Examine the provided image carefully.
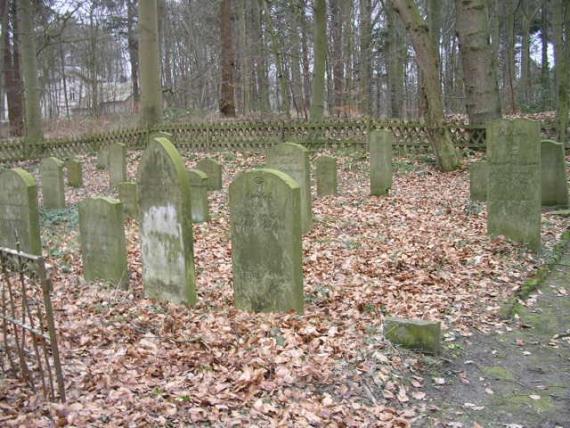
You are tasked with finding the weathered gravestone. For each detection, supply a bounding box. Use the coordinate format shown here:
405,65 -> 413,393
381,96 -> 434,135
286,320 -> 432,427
138,137 -> 196,305
196,158 -> 222,190
316,155 -> 338,196
487,119 -> 541,251
541,140 -> 568,207
96,146 -> 109,170
79,197 -> 128,289
229,168 -> 303,314
369,130 -> 393,196
66,159 -> 83,188
109,143 -> 127,187
266,142 -> 312,233
0,168 -> 42,255
469,160 -> 488,202
384,317 -> 441,354
187,169 -> 209,223
40,157 -> 66,210
118,181 -> 139,218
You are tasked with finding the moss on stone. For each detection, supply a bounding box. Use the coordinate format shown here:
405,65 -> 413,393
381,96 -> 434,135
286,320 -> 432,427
481,366 -> 514,381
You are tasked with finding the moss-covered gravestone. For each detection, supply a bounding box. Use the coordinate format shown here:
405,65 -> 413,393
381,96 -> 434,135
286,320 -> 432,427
96,146 -> 109,170
109,143 -> 127,187
384,317 -> 441,354
187,169 -> 209,223
66,159 -> 83,188
118,181 -> 139,218
369,130 -> 393,196
196,158 -> 222,190
0,168 -> 41,255
266,142 -> 312,234
40,157 -> 66,210
316,155 -> 337,196
487,119 -> 541,251
469,160 -> 488,202
230,168 -> 303,314
79,197 -> 128,289
138,137 -> 196,305
541,140 -> 568,207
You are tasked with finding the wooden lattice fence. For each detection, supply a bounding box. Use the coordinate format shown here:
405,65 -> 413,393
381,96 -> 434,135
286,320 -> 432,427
0,117 -> 538,163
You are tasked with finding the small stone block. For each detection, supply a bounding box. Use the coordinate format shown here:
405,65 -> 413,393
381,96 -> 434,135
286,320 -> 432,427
541,140 -> 568,207
384,317 -> 441,354
316,155 -> 338,196
469,160 -> 488,202
196,158 -> 222,190
187,169 -> 209,223
369,130 -> 394,196
40,157 -> 66,210
117,181 -> 139,218
96,146 -> 109,170
109,143 -> 127,187
66,159 -> 83,188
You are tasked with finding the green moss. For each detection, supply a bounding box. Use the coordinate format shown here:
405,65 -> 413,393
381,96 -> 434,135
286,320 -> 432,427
481,366 -> 514,381
492,393 -> 554,413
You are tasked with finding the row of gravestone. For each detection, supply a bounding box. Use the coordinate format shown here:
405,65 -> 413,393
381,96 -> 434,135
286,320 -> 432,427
469,120 -> 569,251
0,131 -> 395,314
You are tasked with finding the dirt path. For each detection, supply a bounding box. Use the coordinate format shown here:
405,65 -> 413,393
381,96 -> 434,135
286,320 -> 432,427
419,242 -> 570,428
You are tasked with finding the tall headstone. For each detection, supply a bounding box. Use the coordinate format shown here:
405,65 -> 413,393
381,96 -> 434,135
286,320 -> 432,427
229,168 -> 303,314
40,157 -> 66,210
469,160 -> 488,202
369,130 -> 393,196
96,146 -> 109,170
541,140 -> 568,207
66,159 -> 83,188
0,168 -> 42,255
109,143 -> 127,187
316,155 -> 338,196
187,169 -> 209,223
487,119 -> 541,251
196,158 -> 222,190
137,136 -> 196,305
78,197 -> 128,289
118,181 -> 139,218
266,142 -> 312,233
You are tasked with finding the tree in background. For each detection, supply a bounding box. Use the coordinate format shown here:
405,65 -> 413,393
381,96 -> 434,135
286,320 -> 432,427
556,0 -> 569,142
310,0 -> 326,120
138,0 -> 162,127
19,0 -> 43,143
388,0 -> 459,171
219,0 -> 236,117
455,0 -> 501,125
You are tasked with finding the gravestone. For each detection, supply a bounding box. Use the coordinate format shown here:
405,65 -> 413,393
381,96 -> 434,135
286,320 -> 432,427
316,155 -> 338,196
0,168 -> 42,255
541,140 -> 568,207
109,143 -> 127,187
469,160 -> 488,202
96,146 -> 109,170
384,318 -> 441,354
487,119 -> 541,251
196,158 -> 222,190
229,168 -> 303,314
40,157 -> 66,210
266,142 -> 312,233
369,130 -> 393,196
138,136 -> 196,305
66,159 -> 83,188
78,197 -> 128,289
187,169 -> 209,223
118,181 -> 139,218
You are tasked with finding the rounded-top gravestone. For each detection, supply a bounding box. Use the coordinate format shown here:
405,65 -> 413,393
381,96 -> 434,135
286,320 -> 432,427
40,157 -> 66,210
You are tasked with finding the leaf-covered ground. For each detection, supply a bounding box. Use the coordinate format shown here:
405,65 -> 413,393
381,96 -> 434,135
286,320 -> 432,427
1,149 -> 568,426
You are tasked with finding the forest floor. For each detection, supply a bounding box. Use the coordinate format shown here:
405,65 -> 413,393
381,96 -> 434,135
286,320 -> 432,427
1,149 -> 569,426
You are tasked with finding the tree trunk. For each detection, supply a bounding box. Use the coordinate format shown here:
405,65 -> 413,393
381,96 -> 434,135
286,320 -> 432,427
3,1 -> 23,136
310,0 -> 327,120
300,0 -> 311,117
359,0 -> 371,115
455,0 -> 501,125
219,0 -> 236,117
557,1 -> 569,142
330,0 -> 343,116
139,0 -> 162,127
18,0 -> 42,143
127,0 -> 140,108
387,5 -> 404,118
504,0 -> 517,113
389,0 -> 459,171
553,0 -> 563,110
540,4 -> 550,110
